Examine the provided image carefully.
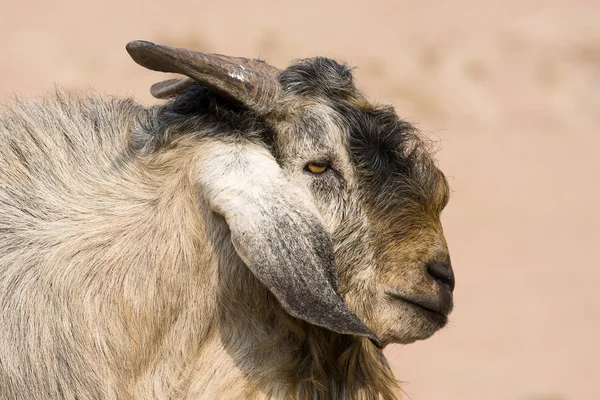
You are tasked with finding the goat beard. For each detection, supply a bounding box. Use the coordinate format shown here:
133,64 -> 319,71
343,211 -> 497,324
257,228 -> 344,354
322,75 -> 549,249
253,319 -> 401,400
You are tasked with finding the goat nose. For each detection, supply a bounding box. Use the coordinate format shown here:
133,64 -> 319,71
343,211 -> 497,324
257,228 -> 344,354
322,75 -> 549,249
426,261 -> 455,292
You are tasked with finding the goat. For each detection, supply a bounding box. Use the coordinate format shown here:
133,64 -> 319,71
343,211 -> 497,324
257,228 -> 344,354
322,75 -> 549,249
0,40 -> 454,399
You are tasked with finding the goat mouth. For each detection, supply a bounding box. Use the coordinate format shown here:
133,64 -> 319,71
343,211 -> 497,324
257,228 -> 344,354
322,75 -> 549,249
384,291 -> 449,323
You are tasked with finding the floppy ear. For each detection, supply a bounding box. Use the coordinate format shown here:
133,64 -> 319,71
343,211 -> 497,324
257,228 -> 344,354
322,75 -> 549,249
196,140 -> 380,347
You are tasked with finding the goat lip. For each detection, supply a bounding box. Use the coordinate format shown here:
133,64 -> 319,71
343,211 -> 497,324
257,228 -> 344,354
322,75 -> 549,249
384,290 -> 450,319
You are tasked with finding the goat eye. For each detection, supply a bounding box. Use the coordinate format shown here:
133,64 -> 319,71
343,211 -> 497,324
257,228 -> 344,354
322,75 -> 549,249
305,162 -> 329,175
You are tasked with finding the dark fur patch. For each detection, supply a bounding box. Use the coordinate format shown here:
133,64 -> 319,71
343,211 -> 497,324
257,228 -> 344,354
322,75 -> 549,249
279,57 -> 355,99
134,83 -> 274,152
341,103 -> 448,214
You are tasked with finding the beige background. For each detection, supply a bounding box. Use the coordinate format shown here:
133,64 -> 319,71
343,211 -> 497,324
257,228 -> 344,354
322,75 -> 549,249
1,1 -> 598,399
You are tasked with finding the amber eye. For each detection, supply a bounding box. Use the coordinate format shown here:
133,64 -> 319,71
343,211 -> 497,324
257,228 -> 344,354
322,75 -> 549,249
305,162 -> 329,174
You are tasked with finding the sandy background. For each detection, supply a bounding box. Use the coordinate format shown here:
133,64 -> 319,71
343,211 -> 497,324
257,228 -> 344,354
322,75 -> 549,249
1,1 -> 598,399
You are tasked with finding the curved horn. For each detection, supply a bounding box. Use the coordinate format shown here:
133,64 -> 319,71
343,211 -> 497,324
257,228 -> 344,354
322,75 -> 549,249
126,40 -> 281,113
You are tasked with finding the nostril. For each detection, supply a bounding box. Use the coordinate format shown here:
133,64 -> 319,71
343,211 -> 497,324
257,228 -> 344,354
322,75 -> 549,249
426,261 -> 455,292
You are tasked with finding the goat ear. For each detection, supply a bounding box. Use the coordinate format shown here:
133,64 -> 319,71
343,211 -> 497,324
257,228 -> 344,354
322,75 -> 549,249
197,141 -> 380,347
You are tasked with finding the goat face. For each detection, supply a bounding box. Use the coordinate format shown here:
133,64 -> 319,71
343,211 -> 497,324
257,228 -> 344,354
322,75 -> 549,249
128,41 -> 453,347
272,60 -> 453,346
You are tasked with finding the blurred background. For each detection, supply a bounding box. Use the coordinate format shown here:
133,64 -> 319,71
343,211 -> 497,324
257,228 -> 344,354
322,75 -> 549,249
1,1 -> 598,399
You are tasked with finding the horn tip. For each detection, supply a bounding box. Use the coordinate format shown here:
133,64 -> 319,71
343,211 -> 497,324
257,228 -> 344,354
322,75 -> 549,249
126,40 -> 157,55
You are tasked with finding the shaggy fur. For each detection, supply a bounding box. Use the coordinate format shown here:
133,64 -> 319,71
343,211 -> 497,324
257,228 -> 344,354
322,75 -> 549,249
0,54 -> 452,399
